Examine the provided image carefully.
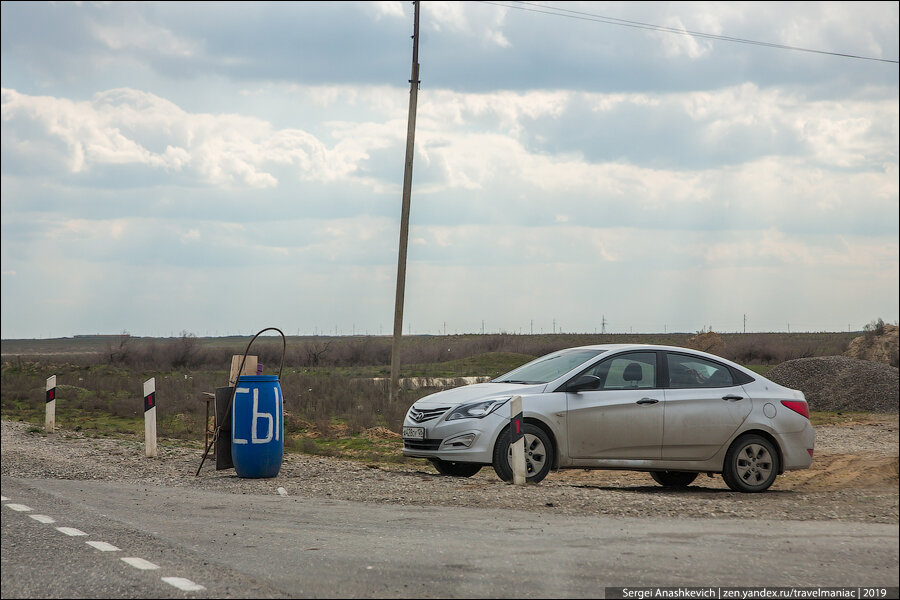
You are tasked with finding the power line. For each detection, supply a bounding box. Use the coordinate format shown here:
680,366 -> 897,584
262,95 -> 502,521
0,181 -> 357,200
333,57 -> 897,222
479,1 -> 899,64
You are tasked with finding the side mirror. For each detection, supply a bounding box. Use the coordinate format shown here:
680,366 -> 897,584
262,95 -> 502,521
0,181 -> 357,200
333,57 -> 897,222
565,374 -> 601,392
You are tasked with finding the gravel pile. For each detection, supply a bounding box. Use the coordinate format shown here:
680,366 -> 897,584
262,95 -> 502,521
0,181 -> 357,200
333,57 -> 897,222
767,356 -> 899,413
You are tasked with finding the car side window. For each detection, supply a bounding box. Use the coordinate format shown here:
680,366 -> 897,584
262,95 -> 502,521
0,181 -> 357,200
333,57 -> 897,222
585,352 -> 657,390
667,354 -> 734,388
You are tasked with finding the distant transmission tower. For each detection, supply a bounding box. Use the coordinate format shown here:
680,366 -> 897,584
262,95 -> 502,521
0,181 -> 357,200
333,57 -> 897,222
601,315 -> 607,334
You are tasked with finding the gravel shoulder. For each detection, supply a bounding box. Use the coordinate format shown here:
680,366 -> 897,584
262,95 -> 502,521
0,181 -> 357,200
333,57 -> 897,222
2,417 -> 897,524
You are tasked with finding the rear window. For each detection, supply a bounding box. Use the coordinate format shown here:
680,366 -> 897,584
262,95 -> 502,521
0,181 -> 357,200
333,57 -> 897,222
667,353 -> 734,388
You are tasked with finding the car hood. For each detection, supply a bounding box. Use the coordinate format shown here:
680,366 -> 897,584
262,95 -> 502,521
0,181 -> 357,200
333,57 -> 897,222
412,382 -> 546,408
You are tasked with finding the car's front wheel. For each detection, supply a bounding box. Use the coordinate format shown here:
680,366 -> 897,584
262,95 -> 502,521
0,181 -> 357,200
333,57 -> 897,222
428,458 -> 482,477
492,423 -> 553,483
722,434 -> 780,492
650,471 -> 698,488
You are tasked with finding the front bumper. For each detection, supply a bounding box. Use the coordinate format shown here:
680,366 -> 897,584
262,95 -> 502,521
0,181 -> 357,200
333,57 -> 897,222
401,410 -> 505,464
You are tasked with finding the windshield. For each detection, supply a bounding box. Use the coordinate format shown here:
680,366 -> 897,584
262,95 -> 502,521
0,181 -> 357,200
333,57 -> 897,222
494,349 -> 606,384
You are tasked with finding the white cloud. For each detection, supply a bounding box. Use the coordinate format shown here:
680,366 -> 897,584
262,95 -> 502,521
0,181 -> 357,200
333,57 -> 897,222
656,17 -> 716,59
370,1 -> 405,20
92,19 -> 200,58
704,229 -> 899,269
426,0 -> 510,48
0,87 -> 399,189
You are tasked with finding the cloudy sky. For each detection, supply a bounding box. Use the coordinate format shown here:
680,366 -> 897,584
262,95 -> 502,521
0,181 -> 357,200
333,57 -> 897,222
2,1 -> 898,339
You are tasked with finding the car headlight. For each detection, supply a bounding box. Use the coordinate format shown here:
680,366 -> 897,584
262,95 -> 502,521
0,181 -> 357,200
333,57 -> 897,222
446,398 -> 510,421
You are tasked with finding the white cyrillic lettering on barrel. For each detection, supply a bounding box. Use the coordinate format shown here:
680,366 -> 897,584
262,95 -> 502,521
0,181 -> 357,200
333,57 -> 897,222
251,388 -> 274,444
232,387 -> 250,445
274,386 -> 281,442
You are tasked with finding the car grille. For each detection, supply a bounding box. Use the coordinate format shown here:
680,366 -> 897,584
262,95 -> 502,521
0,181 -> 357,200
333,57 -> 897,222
407,406 -> 450,423
403,439 -> 443,451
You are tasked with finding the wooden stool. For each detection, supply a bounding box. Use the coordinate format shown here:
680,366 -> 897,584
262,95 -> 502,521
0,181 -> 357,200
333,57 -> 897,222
200,392 -> 216,451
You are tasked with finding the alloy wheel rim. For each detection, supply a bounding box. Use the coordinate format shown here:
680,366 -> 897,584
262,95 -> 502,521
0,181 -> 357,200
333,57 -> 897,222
508,433 -> 546,476
735,443 -> 773,486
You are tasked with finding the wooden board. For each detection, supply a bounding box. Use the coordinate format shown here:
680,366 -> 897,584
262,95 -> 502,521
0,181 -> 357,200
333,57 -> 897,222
229,355 -> 258,386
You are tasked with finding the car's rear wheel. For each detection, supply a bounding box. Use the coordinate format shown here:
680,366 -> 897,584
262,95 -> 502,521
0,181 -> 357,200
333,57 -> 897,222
722,434 -> 779,492
492,423 -> 553,483
649,471 -> 698,488
428,458 -> 482,477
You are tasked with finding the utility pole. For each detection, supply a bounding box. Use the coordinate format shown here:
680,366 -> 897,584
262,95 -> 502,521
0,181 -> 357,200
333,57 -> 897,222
390,0 -> 420,403
743,314 -> 747,334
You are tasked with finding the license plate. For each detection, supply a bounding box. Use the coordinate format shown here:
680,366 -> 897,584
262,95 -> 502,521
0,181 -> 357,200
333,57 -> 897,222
402,426 -> 425,440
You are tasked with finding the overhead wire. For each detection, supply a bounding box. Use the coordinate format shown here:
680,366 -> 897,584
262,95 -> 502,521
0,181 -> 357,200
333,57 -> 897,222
478,0 -> 899,65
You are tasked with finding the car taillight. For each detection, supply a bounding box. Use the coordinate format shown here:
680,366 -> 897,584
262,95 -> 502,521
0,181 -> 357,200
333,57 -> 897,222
781,400 -> 810,419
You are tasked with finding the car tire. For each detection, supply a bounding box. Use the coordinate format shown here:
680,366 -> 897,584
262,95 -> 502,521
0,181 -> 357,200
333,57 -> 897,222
428,458 -> 482,477
492,423 -> 553,484
649,471 -> 698,488
722,434 -> 780,493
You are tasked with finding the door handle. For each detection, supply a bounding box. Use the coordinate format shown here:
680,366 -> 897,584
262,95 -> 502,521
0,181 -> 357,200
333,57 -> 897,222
722,395 -> 743,401
636,398 -> 659,405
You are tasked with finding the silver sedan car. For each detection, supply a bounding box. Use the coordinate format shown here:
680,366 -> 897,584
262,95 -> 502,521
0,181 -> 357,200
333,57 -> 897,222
402,344 -> 815,492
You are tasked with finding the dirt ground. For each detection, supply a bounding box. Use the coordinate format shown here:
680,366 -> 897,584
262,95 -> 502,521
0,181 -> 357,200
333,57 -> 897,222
3,414 -> 897,524
546,414 -> 899,492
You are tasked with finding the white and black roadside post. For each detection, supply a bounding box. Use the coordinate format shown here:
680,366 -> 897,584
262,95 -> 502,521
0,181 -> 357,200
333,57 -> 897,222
143,378 -> 157,458
45,375 -> 57,433
509,395 -> 526,485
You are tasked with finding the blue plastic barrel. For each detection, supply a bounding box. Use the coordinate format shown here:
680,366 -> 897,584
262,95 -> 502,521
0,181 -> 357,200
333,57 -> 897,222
231,375 -> 283,478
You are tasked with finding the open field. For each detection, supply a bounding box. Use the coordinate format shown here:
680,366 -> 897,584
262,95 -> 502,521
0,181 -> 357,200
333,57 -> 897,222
1,331 -> 867,459
0,330 -> 862,368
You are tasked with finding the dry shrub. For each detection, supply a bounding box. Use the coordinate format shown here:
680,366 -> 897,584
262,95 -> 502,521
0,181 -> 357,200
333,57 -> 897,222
723,335 -> 785,365
686,330 -> 725,355
363,426 -> 401,440
845,320 -> 899,368
283,412 -> 312,432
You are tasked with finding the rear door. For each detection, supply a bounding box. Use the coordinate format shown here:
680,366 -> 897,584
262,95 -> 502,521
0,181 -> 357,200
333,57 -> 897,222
567,352 -> 663,459
661,352 -> 752,460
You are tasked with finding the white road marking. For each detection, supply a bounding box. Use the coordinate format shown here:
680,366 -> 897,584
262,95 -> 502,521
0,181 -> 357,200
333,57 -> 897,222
4,496 -> 205,590
86,541 -> 120,552
29,514 -> 56,524
162,577 -> 206,591
121,557 -> 160,570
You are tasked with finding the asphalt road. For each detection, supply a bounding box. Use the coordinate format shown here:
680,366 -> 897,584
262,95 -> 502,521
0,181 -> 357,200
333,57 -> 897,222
2,476 -> 898,598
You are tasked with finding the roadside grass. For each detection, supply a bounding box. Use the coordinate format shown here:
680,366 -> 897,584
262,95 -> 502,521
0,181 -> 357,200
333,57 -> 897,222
287,433 -> 407,464
808,411 -> 893,426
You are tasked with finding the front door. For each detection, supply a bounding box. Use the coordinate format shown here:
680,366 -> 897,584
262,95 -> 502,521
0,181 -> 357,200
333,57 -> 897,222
567,352 -> 663,460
